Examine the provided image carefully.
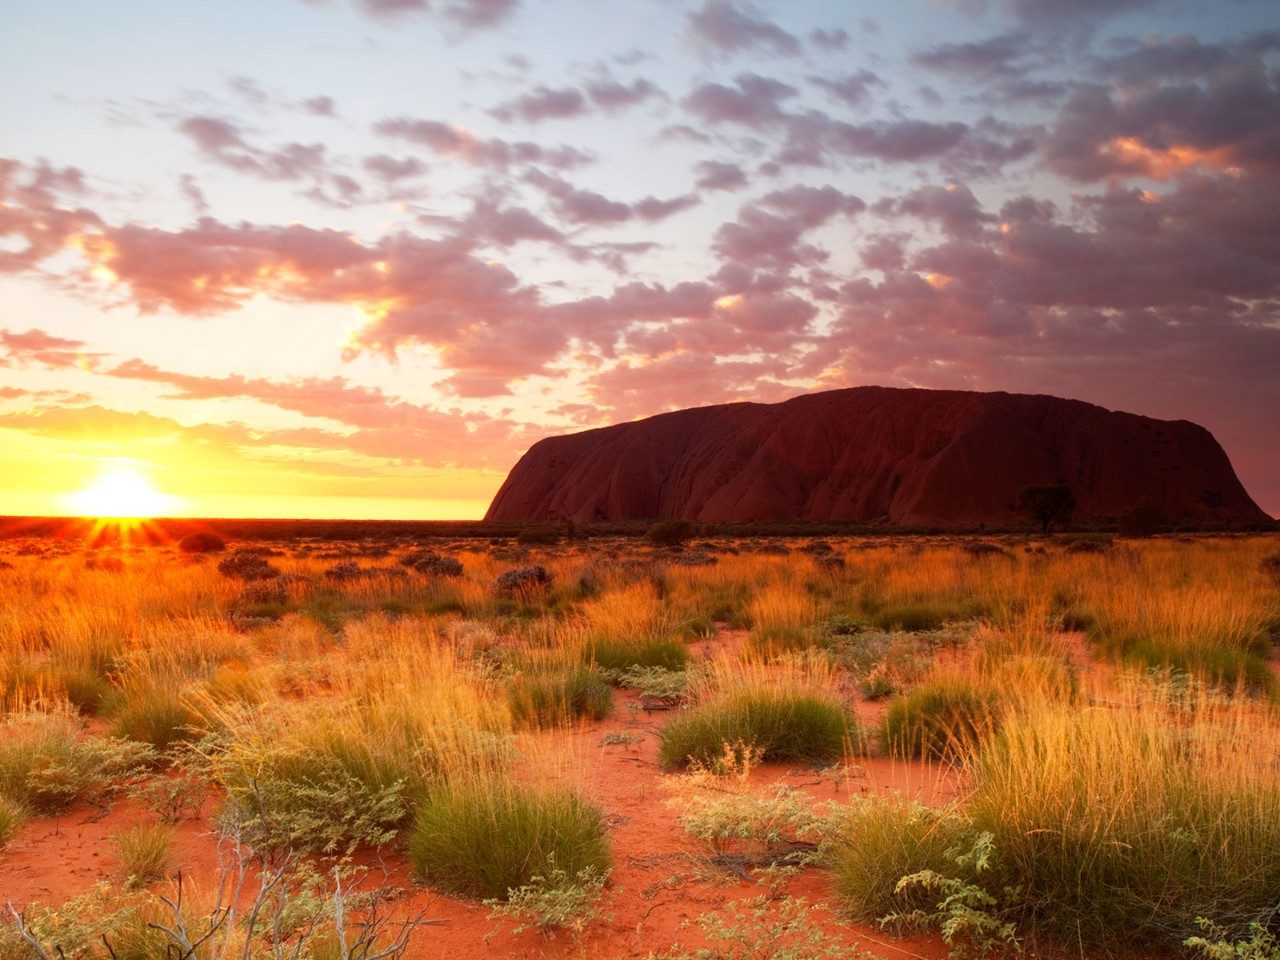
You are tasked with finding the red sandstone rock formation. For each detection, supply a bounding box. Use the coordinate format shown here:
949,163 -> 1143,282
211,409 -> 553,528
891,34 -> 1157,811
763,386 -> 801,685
485,387 -> 1271,526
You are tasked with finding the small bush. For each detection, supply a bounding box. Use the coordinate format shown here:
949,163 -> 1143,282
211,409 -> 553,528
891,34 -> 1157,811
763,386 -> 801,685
605,665 -> 689,703
408,780 -> 611,900
112,823 -> 176,887
217,550 -> 281,581
486,866 -> 609,935
494,565 -> 553,600
1261,553 -> 1280,588
646,519 -> 696,546
0,711 -> 155,814
659,690 -> 852,769
882,676 -> 1000,761
1186,918 -> 1280,960
209,734 -> 409,855
507,664 -> 613,729
515,527 -> 561,546
178,531 -> 226,553
401,550 -> 463,578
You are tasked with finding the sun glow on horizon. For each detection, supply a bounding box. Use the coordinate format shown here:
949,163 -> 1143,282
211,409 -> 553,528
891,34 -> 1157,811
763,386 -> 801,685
66,466 -> 180,519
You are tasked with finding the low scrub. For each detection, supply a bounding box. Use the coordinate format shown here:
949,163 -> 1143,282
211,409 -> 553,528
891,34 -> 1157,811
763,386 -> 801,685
826,796 -> 973,922
1095,629 -> 1275,695
866,599 -> 982,633
106,680 -> 200,752
507,663 -> 613,729
408,778 -> 611,900
966,695 -> 1280,951
589,635 -> 690,671
112,823 -> 176,887
659,688 -> 852,769
0,710 -> 154,814
882,674 -> 1001,761
0,794 -> 25,848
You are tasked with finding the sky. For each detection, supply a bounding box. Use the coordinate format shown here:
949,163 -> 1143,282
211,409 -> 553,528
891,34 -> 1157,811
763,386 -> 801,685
1,0 -> 1277,520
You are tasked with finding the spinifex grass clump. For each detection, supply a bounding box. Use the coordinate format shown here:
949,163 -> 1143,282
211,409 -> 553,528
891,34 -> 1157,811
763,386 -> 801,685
112,823 -> 176,888
745,582 -> 824,654
1084,550 -> 1278,695
199,626 -> 513,854
882,672 -> 1001,761
826,796 -> 973,922
106,678 -> 200,753
408,775 -> 611,900
659,657 -> 854,769
966,686 -> 1280,951
581,582 -> 692,670
507,662 -> 613,728
0,794 -> 25,848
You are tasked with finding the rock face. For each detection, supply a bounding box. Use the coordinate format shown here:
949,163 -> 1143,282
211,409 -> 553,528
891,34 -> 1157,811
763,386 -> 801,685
485,387 -> 1270,527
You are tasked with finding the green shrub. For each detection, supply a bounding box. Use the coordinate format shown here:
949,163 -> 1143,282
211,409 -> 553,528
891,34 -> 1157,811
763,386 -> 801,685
408,780 -> 611,900
655,892 -> 867,960
882,831 -> 1022,957
604,665 -> 689,703
826,797 -> 973,922
507,664 -> 613,729
882,676 -> 1000,761
645,519 -> 696,546
589,636 -> 690,671
0,883 -> 156,960
210,737 -> 409,855
112,823 -> 176,887
659,690 -> 852,769
485,866 -> 609,934
1186,918 -> 1280,960
0,711 -> 155,814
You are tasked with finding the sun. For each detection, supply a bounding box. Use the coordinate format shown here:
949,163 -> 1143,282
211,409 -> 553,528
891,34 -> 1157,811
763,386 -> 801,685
68,466 -> 178,519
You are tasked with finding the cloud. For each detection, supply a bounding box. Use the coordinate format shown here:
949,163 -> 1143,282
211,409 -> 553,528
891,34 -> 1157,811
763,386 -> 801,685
683,73 -> 799,128
361,153 -> 428,182
341,0 -> 518,28
694,160 -> 749,191
808,27 -> 850,51
373,116 -> 592,169
300,95 -> 338,117
686,0 -> 800,59
682,74 -> 1035,175
712,185 -> 865,270
175,115 -> 363,203
490,77 -> 660,124
808,70 -> 883,107
0,328 -> 99,368
525,170 -> 699,226
0,159 -> 99,273
491,86 -> 587,123
875,183 -> 996,237
1043,58 -> 1280,180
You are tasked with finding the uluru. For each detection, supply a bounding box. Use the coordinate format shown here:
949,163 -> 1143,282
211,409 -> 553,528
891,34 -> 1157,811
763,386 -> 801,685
485,387 -> 1270,527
